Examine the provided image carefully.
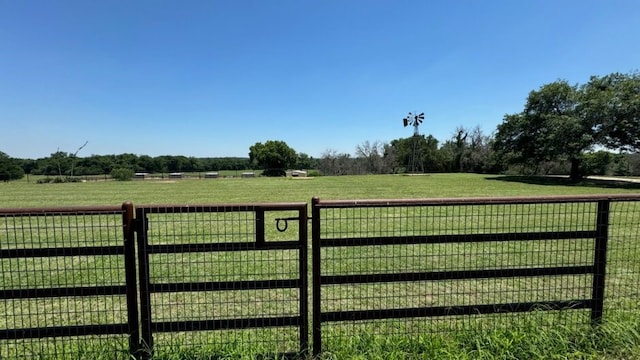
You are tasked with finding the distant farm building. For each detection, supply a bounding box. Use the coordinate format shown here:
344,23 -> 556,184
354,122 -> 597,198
134,173 -> 148,179
205,172 -> 219,179
242,172 -> 255,178
291,170 -> 307,177
168,172 -> 183,179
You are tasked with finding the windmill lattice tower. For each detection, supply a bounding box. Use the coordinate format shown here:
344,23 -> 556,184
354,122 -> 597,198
403,112 -> 425,173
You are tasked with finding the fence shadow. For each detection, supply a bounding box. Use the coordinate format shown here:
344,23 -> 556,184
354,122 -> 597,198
485,175 -> 640,190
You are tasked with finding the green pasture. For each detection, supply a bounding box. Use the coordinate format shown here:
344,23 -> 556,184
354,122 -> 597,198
1,174 -> 640,359
2,173 -> 640,207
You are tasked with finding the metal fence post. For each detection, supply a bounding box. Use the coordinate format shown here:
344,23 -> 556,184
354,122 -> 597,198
591,199 -> 610,325
298,205 -> 310,356
311,197 -> 322,357
122,202 -> 141,359
135,208 -> 153,359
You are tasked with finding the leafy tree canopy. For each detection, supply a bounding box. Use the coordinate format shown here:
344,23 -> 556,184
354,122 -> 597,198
493,72 -> 640,180
581,72 -> 640,151
390,134 -> 441,173
248,140 -> 297,176
0,151 -> 25,181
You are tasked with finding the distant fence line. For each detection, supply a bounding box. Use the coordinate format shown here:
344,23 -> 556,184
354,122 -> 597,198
1,194 -> 640,359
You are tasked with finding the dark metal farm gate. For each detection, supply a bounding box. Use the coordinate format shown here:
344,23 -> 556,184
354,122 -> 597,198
1,195 -> 640,359
0,202 -> 308,359
310,195 -> 640,356
0,203 -> 139,359
135,203 -> 308,359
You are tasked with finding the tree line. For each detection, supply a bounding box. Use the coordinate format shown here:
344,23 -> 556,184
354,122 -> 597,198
249,130 -> 639,178
245,71 -> 640,179
316,127 -> 499,176
5,153 -> 254,178
2,71 -> 638,181
0,150 -> 321,181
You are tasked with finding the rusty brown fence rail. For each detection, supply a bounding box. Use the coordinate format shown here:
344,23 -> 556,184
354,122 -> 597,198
1,195 -> 640,359
311,195 -> 640,356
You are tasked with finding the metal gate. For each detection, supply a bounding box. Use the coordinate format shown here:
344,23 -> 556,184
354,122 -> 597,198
135,203 -> 308,358
0,203 -> 139,359
310,195 -> 638,356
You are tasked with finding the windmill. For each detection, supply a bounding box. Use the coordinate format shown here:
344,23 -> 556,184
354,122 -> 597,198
403,112 -> 424,136
402,112 -> 425,173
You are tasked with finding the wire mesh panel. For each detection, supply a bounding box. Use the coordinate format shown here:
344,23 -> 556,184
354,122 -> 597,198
605,200 -> 640,317
0,204 -> 137,360
311,196 -> 639,356
136,203 -> 308,359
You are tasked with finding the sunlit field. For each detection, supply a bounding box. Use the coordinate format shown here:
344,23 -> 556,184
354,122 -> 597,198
2,173 -> 640,208
2,174 -> 640,359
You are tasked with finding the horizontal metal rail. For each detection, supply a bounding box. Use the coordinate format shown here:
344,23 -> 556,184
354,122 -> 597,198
150,316 -> 302,333
320,300 -> 592,323
319,231 -> 597,247
136,202 -> 307,213
312,194 -> 640,207
1,245 -> 125,258
148,279 -> 300,293
0,285 -> 128,299
320,265 -> 594,285
0,324 -> 130,340
0,205 -> 123,216
145,241 -> 300,254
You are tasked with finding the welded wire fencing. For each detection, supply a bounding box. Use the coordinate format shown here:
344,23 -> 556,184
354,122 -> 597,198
0,204 -> 138,360
1,195 -> 639,359
135,203 -> 308,359
311,195 -> 640,356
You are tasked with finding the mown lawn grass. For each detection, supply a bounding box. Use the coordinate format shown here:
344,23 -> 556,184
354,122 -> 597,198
2,173 -> 640,207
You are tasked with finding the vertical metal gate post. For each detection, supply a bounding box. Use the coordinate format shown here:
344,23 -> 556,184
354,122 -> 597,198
297,205 -> 310,356
591,199 -> 610,325
122,202 -> 141,359
135,208 -> 153,359
311,197 -> 322,357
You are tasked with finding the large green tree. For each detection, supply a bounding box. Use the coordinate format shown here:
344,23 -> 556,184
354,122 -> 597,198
495,72 -> 640,180
249,140 -> 297,176
581,72 -> 640,151
390,134 -> 442,173
494,80 -> 595,180
0,152 -> 25,181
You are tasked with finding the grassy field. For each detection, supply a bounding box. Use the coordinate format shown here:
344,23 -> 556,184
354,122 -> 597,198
2,173 -> 640,359
3,173 -> 640,207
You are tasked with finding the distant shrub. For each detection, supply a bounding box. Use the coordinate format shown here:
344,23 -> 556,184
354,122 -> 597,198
37,176 -> 82,184
261,168 -> 286,177
110,168 -> 134,181
307,170 -> 322,177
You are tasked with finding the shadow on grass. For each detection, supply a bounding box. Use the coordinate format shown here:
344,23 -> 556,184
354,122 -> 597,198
485,175 -> 640,190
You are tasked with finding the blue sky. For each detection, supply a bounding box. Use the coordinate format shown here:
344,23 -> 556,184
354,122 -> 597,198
1,1 -> 639,159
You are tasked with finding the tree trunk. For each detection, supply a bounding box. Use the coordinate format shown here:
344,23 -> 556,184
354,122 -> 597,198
570,157 -> 582,181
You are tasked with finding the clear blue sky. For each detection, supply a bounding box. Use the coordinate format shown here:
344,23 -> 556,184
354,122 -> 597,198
1,1 -> 639,159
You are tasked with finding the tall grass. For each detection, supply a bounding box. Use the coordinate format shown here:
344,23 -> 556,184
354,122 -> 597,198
320,311 -> 640,360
